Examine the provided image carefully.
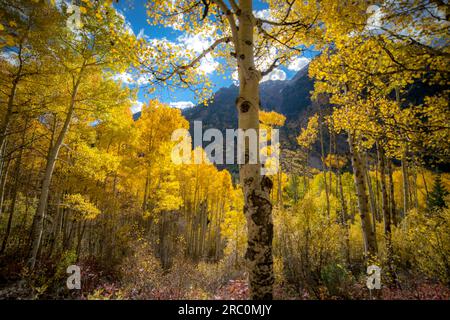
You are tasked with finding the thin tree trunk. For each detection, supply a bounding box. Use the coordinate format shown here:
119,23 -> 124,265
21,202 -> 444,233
64,218 -> 76,252
319,115 -> 330,218
363,152 -> 378,237
0,45 -> 24,153
411,166 -> 419,210
377,146 -> 391,235
1,121 -> 27,253
387,160 -> 398,226
348,132 -> 377,258
76,220 -> 87,259
328,127 -> 333,202
377,144 -> 397,285
0,157 -> 11,217
0,164 -> 20,253
142,170 -> 149,212
277,170 -> 283,208
401,150 -> 410,216
28,75 -> 82,269
337,170 -> 350,265
421,169 -> 429,199
159,211 -> 173,270
48,192 -> 64,257
374,156 -> 381,221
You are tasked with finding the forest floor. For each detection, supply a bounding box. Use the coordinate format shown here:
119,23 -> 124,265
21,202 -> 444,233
1,253 -> 449,300
1,273 -> 449,300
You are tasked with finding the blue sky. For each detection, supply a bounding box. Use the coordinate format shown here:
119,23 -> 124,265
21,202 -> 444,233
113,0 -> 316,113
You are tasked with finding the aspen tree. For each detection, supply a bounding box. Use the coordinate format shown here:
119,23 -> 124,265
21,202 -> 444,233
143,0 -> 315,299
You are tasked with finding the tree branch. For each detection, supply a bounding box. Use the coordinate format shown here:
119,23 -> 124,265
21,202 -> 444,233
211,0 -> 239,52
260,58 -> 280,77
178,36 -> 231,71
229,0 -> 239,13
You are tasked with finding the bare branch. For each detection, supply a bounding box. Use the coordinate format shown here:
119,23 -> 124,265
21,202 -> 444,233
179,36 -> 231,70
151,36 -> 232,83
201,0 -> 209,20
211,0 -> 239,50
229,0 -> 239,13
260,58 -> 280,77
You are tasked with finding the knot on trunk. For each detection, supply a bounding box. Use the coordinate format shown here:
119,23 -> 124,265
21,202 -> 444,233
244,176 -> 254,186
261,176 -> 273,193
239,100 -> 251,113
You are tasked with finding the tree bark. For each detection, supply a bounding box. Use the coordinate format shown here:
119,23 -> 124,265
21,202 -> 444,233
277,170 -> 283,208
337,170 -> 351,265
401,150 -> 410,216
237,0 -> 274,300
0,44 -> 24,155
348,132 -> 377,258
0,134 -> 25,253
319,115 -> 330,218
387,160 -> 398,226
0,157 -> 11,217
28,75 -> 81,269
364,152 -> 378,231
76,220 -> 87,259
377,144 -> 397,284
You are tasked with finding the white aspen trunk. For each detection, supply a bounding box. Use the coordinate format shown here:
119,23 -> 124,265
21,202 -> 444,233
364,153 -> 378,222
237,0 -> 274,299
28,78 -> 81,269
377,143 -> 397,283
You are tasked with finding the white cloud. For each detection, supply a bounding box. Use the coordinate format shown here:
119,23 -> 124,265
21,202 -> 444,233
112,72 -> 152,87
256,45 -> 278,71
0,51 -> 18,66
112,72 -> 132,83
177,30 -> 219,75
365,4 -> 384,32
134,74 -> 152,86
198,54 -> 219,75
170,101 -> 195,109
288,56 -> 310,71
170,13 -> 186,31
114,9 -> 135,36
254,9 -> 271,20
253,9 -> 273,29
131,100 -> 144,114
177,32 -> 213,53
261,68 -> 286,82
231,70 -> 239,85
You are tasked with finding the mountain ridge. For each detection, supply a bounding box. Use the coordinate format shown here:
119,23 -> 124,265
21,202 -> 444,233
132,65 -> 319,175
180,64 -> 315,149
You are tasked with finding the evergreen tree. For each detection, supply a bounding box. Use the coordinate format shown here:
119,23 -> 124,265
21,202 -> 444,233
427,174 -> 449,212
